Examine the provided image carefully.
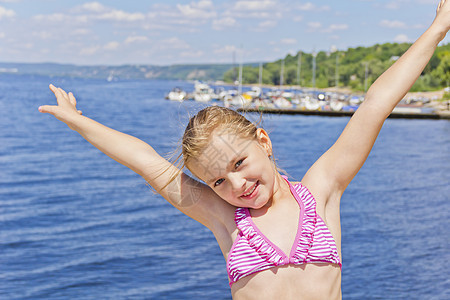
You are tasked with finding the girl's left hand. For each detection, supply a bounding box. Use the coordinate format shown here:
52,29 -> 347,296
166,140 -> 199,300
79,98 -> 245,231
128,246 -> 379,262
433,0 -> 450,40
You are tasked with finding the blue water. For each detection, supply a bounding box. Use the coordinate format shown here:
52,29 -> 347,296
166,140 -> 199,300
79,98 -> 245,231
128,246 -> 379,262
1,74 -> 449,299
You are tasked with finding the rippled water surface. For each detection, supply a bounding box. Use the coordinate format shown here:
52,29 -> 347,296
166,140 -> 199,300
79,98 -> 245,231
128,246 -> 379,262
1,74 -> 449,299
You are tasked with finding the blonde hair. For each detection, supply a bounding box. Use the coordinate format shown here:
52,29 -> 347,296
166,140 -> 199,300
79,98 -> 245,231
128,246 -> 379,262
160,106 -> 280,191
182,106 -> 258,168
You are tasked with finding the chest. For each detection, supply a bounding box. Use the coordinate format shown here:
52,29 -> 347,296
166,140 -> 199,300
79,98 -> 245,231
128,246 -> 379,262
249,198 -> 301,256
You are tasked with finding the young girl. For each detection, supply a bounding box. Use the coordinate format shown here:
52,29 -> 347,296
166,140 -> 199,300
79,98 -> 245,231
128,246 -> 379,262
39,2 -> 449,299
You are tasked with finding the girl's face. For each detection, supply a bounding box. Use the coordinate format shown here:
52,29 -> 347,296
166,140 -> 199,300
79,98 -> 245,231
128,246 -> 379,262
188,128 -> 280,209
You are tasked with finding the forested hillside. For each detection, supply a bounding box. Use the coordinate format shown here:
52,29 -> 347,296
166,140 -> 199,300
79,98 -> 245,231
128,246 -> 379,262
223,43 -> 450,92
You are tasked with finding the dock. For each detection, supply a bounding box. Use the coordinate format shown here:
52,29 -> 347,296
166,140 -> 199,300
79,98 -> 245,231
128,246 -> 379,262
237,107 -> 450,120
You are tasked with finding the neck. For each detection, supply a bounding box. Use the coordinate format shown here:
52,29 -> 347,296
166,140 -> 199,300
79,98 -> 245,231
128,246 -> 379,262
252,172 -> 291,215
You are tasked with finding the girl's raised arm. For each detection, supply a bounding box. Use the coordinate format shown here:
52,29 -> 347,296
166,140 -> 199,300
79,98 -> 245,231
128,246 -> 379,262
39,85 -> 230,230
303,0 -> 449,206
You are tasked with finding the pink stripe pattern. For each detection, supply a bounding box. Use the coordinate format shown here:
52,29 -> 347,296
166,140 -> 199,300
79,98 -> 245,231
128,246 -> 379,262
226,178 -> 341,286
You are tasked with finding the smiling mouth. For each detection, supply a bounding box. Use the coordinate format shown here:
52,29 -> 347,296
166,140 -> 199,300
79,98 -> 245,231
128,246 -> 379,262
241,181 -> 259,197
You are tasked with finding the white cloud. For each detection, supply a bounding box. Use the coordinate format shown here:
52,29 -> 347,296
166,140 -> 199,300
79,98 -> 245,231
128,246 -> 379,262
33,13 -> 64,22
298,2 -> 314,11
223,0 -> 283,19
0,6 -> 15,19
324,23 -> 349,33
243,11 -> 279,18
177,0 -> 216,19
233,0 -> 277,11
296,3 -> 330,12
330,34 -> 340,40
293,16 -> 303,22
385,2 -> 401,9
280,38 -> 297,45
104,41 -> 119,50
329,24 -> 348,31
71,28 -> 90,36
213,45 -> 238,55
39,3 -> 144,23
80,46 -> 100,56
307,21 -> 322,31
0,32 -> 5,38
180,50 -> 204,58
79,2 -> 107,13
394,34 -> 410,43
124,36 -> 149,44
213,17 -> 238,30
33,13 -> 88,23
97,10 -> 145,22
272,47 -> 281,53
380,19 -> 406,28
32,31 -> 52,39
159,37 -> 190,50
258,20 -> 277,29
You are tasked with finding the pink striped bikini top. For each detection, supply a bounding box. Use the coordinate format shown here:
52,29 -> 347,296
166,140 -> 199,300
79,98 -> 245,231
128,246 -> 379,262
226,177 -> 341,287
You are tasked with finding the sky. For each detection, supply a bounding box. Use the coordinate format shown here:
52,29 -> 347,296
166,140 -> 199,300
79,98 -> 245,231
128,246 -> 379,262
0,0 -> 447,66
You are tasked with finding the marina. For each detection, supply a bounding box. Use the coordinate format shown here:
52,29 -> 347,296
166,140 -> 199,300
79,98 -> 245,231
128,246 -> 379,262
166,81 -> 450,120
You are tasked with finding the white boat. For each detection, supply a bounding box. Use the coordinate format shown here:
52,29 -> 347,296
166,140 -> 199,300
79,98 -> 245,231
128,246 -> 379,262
266,88 -> 282,98
222,89 -> 238,102
304,98 -> 320,111
273,97 -> 292,108
167,87 -> 187,101
330,100 -> 344,111
244,87 -> 262,99
224,94 -> 252,108
193,81 -> 214,102
281,90 -> 295,99
349,96 -> 363,106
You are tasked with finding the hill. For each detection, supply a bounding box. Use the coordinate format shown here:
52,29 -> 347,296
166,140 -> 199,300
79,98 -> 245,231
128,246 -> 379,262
0,62 -> 235,81
224,42 -> 450,92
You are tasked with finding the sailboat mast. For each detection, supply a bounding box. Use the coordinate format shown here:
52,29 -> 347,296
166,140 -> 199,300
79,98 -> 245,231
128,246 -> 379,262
297,51 -> 302,88
280,59 -> 284,87
259,62 -> 263,87
312,49 -> 317,88
238,47 -> 243,95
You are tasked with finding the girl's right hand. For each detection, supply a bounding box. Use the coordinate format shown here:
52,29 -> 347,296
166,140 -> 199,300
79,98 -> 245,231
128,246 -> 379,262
39,84 -> 83,129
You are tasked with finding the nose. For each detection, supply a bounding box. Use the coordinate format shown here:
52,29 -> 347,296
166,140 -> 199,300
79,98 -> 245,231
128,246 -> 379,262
228,173 -> 245,193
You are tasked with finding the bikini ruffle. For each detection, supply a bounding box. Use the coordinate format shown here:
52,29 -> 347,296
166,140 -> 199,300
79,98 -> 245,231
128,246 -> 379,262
235,207 -> 286,266
234,183 -> 319,265
290,184 -> 317,263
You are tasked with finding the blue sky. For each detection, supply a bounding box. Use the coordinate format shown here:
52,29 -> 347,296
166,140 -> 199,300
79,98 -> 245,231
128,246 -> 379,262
0,0 -> 447,66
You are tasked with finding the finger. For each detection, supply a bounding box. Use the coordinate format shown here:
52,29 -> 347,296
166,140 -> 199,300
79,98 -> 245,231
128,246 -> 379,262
38,105 -> 57,114
437,0 -> 445,12
58,87 -> 70,99
49,84 -> 62,97
49,84 -> 64,104
68,92 -> 77,106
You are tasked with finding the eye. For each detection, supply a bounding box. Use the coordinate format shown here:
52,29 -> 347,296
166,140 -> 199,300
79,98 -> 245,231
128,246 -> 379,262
214,178 -> 225,187
235,159 -> 244,169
